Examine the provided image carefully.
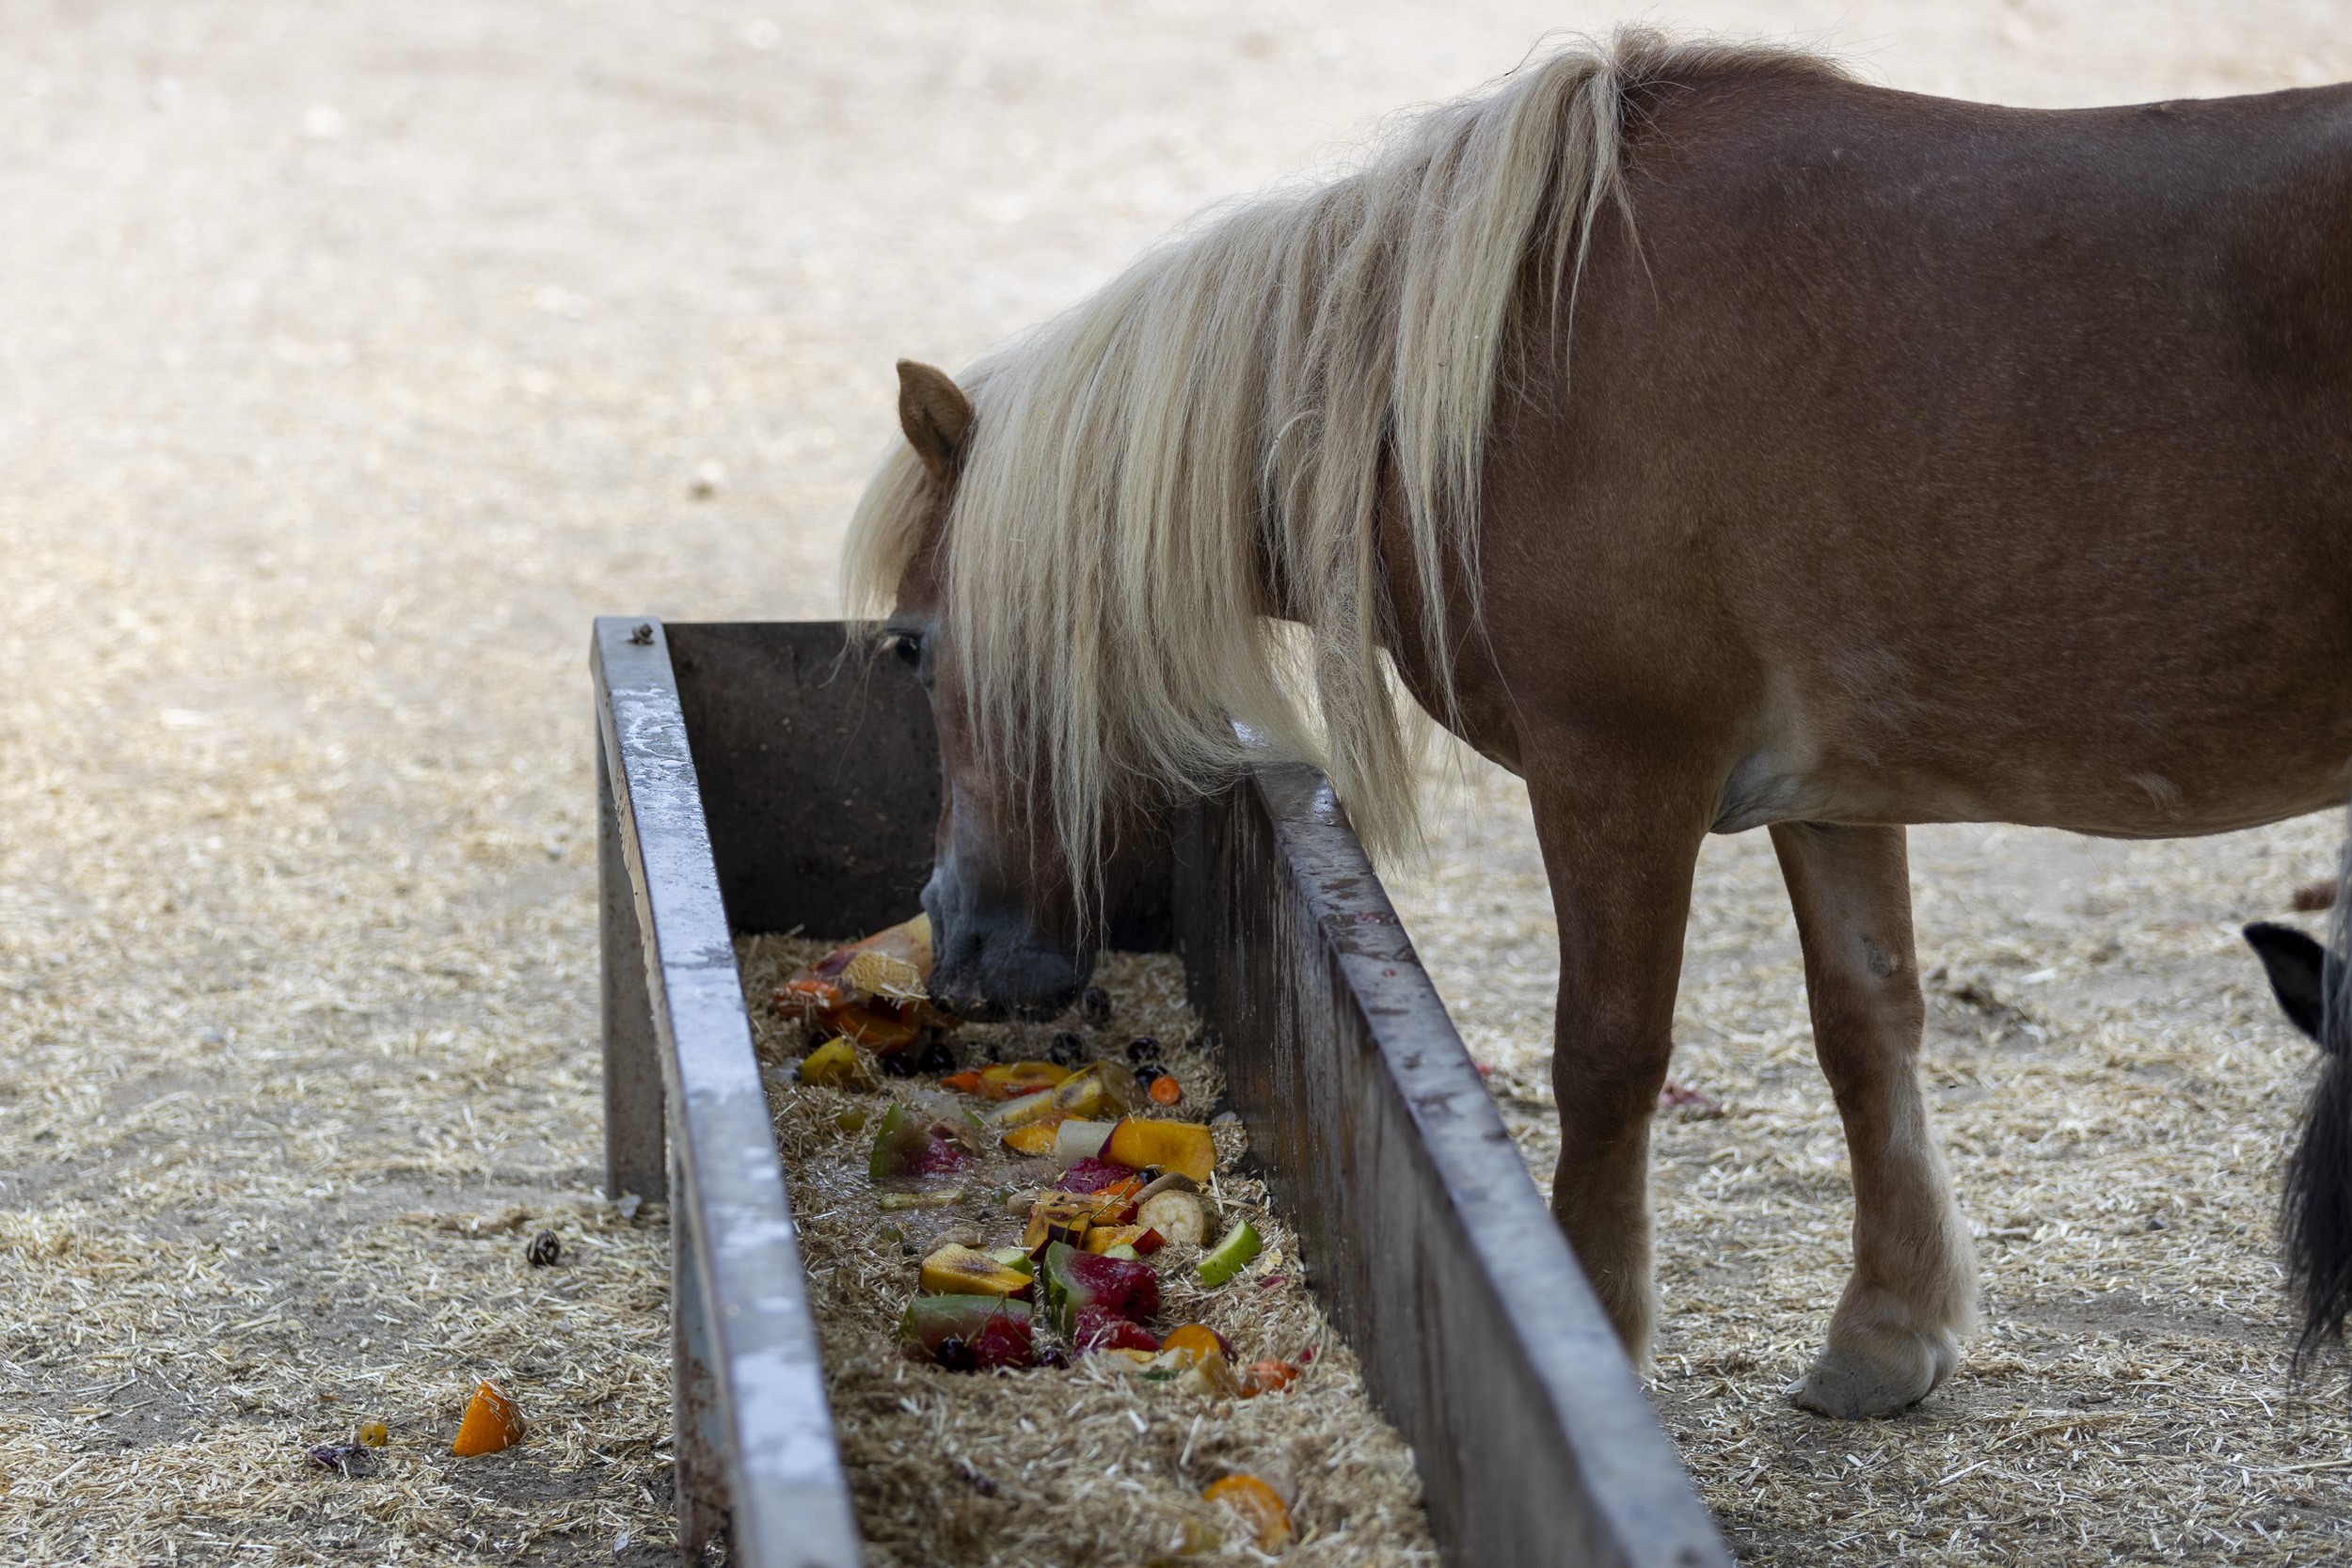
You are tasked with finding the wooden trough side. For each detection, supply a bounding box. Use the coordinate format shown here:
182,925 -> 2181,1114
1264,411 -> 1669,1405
596,616 -> 1726,1566
1177,768 -> 1730,1568
594,617 -> 864,1568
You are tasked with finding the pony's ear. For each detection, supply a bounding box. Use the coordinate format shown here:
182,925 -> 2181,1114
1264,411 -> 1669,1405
896,359 -> 973,483
2247,922 -> 2328,1042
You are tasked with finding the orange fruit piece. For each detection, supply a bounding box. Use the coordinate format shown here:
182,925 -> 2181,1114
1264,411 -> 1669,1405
1149,1074 -> 1182,1106
451,1380 -> 523,1457
942,1069 -> 984,1095
1242,1359 -> 1300,1397
1158,1323 -> 1225,1365
1001,1119 -> 1062,1156
1203,1473 -> 1292,1552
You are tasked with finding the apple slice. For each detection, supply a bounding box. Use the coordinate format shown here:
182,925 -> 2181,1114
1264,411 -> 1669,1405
1102,1117 -> 1216,1184
1071,1306 -> 1159,1354
1197,1220 -> 1263,1288
868,1103 -> 968,1182
1056,1156 -> 1138,1195
898,1294 -> 1034,1370
919,1243 -> 1034,1300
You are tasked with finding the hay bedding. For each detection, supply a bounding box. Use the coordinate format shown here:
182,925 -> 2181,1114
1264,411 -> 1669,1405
738,937 -> 1439,1568
1388,757 -> 2352,1565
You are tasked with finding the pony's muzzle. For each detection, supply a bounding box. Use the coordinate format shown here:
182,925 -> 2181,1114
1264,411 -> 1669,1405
922,866 -> 1088,1021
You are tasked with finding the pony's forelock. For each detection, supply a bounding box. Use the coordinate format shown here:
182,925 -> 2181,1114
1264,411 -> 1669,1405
842,28 -> 1839,926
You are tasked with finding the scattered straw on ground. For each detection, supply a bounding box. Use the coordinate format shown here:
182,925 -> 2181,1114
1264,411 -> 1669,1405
739,937 -> 1439,1568
1388,752 -> 2352,1566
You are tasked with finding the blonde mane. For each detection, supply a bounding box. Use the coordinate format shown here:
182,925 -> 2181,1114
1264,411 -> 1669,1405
845,29 -> 1835,905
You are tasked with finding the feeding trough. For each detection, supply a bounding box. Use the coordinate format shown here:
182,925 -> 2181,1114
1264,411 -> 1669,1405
592,616 -> 1728,1568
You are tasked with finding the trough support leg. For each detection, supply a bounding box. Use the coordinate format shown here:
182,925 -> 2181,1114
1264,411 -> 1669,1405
671,1163 -> 733,1560
601,738 -> 668,1204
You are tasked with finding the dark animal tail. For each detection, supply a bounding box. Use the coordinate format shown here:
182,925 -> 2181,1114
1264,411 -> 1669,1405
2249,815 -> 2352,1370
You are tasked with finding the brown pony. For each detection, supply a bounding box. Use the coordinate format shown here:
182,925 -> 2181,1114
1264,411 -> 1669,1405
845,30 -> 2352,1418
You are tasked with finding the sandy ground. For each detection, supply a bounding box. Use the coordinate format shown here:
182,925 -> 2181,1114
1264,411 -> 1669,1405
7,1 -> 2352,1562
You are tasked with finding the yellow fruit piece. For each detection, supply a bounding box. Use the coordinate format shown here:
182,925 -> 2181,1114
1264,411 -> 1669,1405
987,1088 -> 1065,1131
1204,1474 -> 1291,1552
358,1421 -> 388,1448
1157,1323 -> 1224,1364
798,1037 -> 868,1089
1084,1225 -> 1148,1255
1021,1193 -> 1096,1251
1103,1117 -> 1216,1184
1001,1119 -> 1063,1156
919,1243 -> 1033,1299
451,1380 -> 522,1457
979,1061 -> 1070,1100
843,948 -> 926,1000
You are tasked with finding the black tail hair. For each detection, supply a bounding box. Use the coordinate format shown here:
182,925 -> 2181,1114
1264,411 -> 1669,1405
2272,824 -> 2352,1371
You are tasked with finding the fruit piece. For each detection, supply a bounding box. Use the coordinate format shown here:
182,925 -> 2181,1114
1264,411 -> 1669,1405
1022,1193 -> 1098,1252
1081,985 -> 1113,1022
1001,1120 -> 1061,1156
1198,1221 -> 1263,1288
1150,1074 -> 1183,1106
358,1421 -> 389,1448
1041,1241 -> 1161,1332
1051,1119 -> 1117,1167
978,1061 -> 1070,1100
941,1069 -> 985,1096
919,1243 -> 1035,1300
798,1037 -> 868,1089
868,1103 -> 968,1182
1243,1359 -> 1301,1397
1100,1243 -> 1140,1261
1157,1323 -> 1235,1365
1204,1474 -> 1292,1553
1047,1030 -> 1089,1067
1136,1188 -> 1208,1247
825,1001 -> 919,1053
1084,1225 -> 1149,1255
451,1380 -> 522,1457
988,1247 -> 1036,1276
1125,1036 -> 1162,1065
834,1107 -> 868,1134
1071,1305 -> 1159,1353
986,1088 -> 1063,1131
898,1295 -> 1034,1370
1103,1117 -> 1217,1185
877,1186 -> 965,1212
1057,1156 -> 1139,1195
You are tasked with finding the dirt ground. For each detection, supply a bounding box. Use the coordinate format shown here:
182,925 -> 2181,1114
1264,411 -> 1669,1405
7,2 -> 2352,1563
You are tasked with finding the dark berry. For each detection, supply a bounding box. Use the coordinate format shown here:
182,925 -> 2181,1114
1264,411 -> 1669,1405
915,1038 -> 958,1075
1125,1037 -> 1162,1066
1081,986 -> 1113,1023
935,1336 -> 979,1373
1036,1343 -> 1072,1370
879,1049 -> 922,1078
526,1230 -> 562,1267
1047,1032 -> 1089,1067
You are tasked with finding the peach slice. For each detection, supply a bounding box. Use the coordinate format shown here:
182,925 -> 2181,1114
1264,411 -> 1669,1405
1204,1474 -> 1292,1552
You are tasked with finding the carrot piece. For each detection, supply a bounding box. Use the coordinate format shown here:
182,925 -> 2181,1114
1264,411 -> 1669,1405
942,1069 -> 985,1095
1203,1474 -> 1291,1552
1149,1074 -> 1182,1105
451,1380 -> 522,1457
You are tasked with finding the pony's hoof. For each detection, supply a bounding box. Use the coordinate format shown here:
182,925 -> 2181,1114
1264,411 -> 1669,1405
1786,1332 -> 1956,1419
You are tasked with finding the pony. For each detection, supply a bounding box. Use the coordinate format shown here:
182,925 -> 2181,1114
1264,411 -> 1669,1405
845,28 -> 2352,1418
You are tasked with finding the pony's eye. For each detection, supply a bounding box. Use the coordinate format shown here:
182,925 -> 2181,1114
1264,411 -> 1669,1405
891,631 -> 924,667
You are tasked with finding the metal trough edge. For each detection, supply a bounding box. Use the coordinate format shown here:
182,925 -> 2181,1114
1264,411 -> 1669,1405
593,616 -> 1727,1567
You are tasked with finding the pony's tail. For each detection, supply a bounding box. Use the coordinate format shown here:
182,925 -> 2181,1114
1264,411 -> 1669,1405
2278,806 -> 2352,1370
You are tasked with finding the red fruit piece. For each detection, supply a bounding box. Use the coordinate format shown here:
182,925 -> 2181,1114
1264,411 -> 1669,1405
898,1295 -> 1035,1370
1057,1156 -> 1139,1195
1041,1241 -> 1160,1331
1072,1307 -> 1159,1354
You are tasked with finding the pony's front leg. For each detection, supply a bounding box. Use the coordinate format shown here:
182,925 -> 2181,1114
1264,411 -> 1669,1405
1771,822 -> 1977,1418
1529,759 -> 1715,1369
